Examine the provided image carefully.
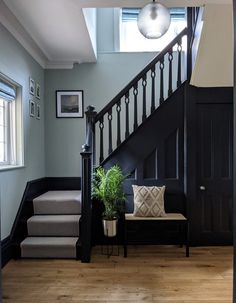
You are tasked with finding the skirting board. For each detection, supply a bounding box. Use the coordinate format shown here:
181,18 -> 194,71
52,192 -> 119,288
1,236 -> 11,268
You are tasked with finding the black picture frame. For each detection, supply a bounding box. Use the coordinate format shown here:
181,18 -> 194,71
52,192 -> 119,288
56,90 -> 84,118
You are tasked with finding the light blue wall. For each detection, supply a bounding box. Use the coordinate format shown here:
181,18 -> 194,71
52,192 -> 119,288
97,8 -> 116,52
0,24 -> 45,239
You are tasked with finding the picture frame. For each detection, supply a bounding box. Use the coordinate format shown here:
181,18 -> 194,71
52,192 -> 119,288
29,77 -> 35,96
36,104 -> 40,120
29,100 -> 35,117
56,90 -> 84,118
36,83 -> 40,99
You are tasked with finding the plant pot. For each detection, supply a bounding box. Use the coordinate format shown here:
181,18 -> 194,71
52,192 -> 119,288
102,218 -> 118,237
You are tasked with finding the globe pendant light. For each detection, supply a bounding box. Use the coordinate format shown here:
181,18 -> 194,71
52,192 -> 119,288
137,0 -> 171,39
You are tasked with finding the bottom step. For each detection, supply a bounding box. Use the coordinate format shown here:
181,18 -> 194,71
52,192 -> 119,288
21,237 -> 78,259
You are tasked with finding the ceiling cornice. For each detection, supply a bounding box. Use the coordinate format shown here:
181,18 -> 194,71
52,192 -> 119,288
0,0 -> 47,68
45,61 -> 75,69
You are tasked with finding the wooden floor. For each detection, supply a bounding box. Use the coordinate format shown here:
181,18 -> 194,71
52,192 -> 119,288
2,246 -> 233,303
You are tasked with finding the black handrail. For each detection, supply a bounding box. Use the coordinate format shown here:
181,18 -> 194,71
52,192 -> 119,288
95,27 -> 188,122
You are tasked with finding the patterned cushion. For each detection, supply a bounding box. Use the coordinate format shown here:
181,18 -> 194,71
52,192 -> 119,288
132,185 -> 166,217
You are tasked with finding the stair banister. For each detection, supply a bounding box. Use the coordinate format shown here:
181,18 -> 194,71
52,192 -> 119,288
94,27 -> 188,165
95,27 -> 187,122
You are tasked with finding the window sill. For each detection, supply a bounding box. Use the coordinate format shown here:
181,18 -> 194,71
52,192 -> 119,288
0,165 -> 25,172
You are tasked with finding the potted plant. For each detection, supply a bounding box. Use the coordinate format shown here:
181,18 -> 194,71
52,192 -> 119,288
93,165 -> 127,237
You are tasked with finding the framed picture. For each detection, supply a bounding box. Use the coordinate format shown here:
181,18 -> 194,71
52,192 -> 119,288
56,90 -> 84,118
36,104 -> 40,120
29,77 -> 35,96
29,100 -> 35,117
36,83 -> 40,99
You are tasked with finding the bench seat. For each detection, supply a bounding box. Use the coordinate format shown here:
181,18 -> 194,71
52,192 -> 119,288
125,213 -> 187,221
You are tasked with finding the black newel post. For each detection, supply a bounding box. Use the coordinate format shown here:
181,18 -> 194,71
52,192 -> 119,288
80,106 -> 96,263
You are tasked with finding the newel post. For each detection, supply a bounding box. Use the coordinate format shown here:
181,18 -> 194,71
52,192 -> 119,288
80,145 -> 92,263
80,106 -> 97,263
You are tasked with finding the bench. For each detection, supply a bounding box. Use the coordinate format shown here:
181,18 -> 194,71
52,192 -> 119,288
123,192 -> 189,257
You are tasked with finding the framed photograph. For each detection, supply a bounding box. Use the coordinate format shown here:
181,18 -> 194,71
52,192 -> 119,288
36,104 -> 40,120
56,90 -> 84,118
36,83 -> 40,99
29,100 -> 35,117
29,77 -> 35,96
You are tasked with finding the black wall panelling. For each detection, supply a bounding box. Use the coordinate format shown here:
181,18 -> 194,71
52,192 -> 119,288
1,237 -> 11,268
46,177 -> 81,190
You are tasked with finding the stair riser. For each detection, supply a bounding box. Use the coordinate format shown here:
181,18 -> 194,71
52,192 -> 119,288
21,246 -> 76,259
27,222 -> 80,237
33,201 -> 81,215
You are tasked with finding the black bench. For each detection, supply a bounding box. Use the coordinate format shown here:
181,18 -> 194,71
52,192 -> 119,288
123,192 -> 189,257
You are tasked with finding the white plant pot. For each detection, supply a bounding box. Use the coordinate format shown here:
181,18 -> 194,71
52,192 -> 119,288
102,218 -> 118,237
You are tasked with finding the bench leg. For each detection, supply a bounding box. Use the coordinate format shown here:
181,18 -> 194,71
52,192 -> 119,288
179,223 -> 183,248
185,220 -> 190,257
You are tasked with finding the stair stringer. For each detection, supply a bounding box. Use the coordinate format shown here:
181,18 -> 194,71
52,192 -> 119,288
102,83 -> 186,213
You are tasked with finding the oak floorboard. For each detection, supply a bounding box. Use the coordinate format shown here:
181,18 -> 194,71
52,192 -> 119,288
2,246 -> 233,303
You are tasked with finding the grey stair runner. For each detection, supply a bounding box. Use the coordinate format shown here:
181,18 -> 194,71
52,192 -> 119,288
21,191 -> 81,259
27,215 -> 81,236
21,237 -> 78,258
33,190 -> 81,214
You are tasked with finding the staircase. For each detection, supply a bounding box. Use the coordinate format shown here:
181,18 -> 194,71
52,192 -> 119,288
80,8 -> 201,261
20,191 -> 81,259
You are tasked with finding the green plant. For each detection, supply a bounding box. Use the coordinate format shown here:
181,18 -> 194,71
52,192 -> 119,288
93,165 -> 128,219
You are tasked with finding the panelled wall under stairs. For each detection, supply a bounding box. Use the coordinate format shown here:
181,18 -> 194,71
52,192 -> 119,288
91,84 -> 233,246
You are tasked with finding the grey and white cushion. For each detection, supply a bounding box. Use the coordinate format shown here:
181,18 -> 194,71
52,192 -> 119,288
132,185 -> 166,217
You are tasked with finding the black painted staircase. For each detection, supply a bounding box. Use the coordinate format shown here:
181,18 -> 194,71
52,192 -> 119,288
80,8 -> 201,261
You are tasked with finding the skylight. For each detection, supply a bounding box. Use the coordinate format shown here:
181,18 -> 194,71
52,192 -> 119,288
120,8 -> 186,52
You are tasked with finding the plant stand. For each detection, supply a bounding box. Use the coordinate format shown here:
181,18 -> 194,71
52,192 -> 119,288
101,223 -> 120,258
101,242 -> 119,258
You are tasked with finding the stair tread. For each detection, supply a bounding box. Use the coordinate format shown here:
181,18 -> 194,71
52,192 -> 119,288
27,215 -> 81,223
33,191 -> 81,202
21,237 -> 78,247
33,191 -> 81,215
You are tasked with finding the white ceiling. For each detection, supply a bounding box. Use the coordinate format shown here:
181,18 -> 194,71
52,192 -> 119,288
0,0 -> 232,69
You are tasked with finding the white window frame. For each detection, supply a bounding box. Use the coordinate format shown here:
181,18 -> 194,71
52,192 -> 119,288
0,99 -> 9,164
0,74 -> 24,170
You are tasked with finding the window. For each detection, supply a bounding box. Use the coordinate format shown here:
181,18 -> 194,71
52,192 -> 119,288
120,8 -> 186,52
0,77 -> 22,168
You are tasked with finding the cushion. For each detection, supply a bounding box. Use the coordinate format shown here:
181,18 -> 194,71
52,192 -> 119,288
132,185 -> 166,217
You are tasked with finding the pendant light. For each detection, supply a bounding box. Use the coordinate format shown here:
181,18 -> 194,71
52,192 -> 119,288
137,0 -> 171,39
